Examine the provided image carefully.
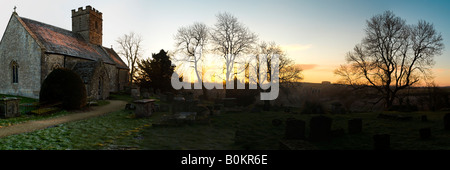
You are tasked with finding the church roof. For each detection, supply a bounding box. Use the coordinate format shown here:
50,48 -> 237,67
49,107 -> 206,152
17,15 -> 129,70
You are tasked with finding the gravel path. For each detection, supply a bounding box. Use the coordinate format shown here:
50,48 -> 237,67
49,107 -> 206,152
0,100 -> 127,138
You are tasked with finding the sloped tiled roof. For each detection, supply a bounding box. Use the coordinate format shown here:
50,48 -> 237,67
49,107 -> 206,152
103,47 -> 129,69
17,15 -> 129,70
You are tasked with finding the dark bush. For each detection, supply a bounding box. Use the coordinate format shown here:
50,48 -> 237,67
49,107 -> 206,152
40,68 -> 87,110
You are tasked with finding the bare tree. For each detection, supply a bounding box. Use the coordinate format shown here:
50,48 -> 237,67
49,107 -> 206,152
249,41 -> 303,110
116,32 -> 144,84
253,41 -> 303,87
211,12 -> 258,87
335,11 -> 444,109
174,22 -> 210,98
174,23 -> 209,86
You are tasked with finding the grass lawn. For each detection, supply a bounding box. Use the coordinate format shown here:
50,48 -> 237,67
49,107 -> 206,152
0,109 -> 151,150
2,93 -> 450,150
108,109 -> 450,150
0,94 -> 70,127
3,105 -> 449,150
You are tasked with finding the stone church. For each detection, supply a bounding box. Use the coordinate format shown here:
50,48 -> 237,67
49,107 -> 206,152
0,6 -> 129,100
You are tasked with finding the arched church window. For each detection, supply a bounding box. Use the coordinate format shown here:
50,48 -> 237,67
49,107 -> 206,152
11,61 -> 19,83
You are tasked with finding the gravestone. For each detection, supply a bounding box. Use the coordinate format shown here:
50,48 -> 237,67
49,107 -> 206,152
0,97 -> 21,118
133,99 -> 155,118
419,128 -> 431,140
285,118 -> 306,140
309,115 -> 332,142
131,87 -> 140,99
348,118 -> 362,134
444,113 -> 450,130
373,134 -> 390,150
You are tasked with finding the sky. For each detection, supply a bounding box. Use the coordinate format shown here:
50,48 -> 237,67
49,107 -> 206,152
0,0 -> 449,86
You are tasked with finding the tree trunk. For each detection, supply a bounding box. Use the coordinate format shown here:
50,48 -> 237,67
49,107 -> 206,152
385,93 -> 396,110
202,85 -> 209,100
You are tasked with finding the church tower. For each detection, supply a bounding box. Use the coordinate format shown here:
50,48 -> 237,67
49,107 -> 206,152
71,6 -> 103,46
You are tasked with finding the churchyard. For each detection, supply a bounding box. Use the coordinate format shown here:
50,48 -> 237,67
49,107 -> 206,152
1,91 -> 450,150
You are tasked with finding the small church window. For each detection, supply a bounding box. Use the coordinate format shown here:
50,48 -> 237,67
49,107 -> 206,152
11,61 -> 19,83
98,78 -> 103,96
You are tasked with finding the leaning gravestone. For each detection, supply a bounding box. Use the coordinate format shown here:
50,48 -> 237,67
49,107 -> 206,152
444,113 -> 450,130
309,115 -> 332,142
284,118 -> 306,140
348,118 -> 362,134
373,134 -> 390,150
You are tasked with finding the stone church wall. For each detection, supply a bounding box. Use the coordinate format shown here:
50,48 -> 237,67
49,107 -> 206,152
41,54 -> 64,81
118,69 -> 129,91
105,64 -> 118,92
0,15 -> 42,99
65,57 -> 91,70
